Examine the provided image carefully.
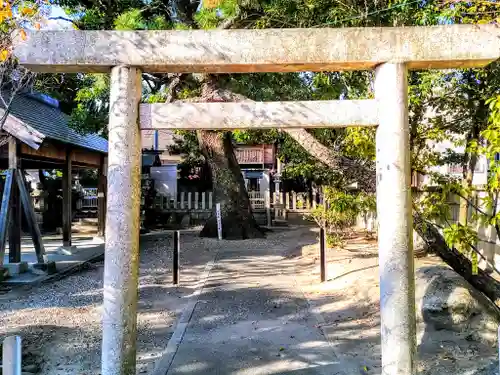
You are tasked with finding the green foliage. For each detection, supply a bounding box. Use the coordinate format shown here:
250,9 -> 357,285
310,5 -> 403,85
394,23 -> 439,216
43,0 -> 500,268
308,188 -> 375,246
443,223 -> 478,254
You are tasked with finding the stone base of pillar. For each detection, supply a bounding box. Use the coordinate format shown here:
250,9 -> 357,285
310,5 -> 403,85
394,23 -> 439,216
4,262 -> 28,275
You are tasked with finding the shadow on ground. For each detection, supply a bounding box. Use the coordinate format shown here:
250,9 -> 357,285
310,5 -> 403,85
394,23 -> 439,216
0,227 -> 497,375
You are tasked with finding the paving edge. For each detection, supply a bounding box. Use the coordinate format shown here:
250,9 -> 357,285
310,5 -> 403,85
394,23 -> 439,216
151,251 -> 219,375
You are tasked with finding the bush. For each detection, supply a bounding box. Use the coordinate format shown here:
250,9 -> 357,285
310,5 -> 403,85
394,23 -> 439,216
307,187 -> 375,247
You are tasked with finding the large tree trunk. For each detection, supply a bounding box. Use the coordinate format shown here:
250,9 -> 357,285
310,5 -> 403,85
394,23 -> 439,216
195,77 -> 264,239
413,211 -> 500,307
197,130 -> 264,239
287,128 -> 500,308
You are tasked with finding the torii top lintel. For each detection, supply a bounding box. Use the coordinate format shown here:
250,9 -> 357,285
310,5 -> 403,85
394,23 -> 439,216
13,24 -> 500,74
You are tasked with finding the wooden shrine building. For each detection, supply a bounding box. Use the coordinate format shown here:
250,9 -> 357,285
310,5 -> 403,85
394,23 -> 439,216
0,90 -> 107,269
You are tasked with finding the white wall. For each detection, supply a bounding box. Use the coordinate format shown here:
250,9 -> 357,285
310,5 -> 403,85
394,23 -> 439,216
420,138 -> 488,187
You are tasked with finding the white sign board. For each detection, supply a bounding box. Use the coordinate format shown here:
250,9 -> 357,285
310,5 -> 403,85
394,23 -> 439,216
216,203 -> 222,240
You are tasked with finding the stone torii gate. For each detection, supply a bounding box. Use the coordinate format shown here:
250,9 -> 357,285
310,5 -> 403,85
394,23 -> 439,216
13,24 -> 500,375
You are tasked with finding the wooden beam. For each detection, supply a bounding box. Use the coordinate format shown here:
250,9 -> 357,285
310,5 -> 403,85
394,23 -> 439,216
21,142 -> 103,167
8,138 -> 21,263
140,100 -> 378,130
16,170 -> 46,264
62,148 -> 73,247
0,170 -> 14,267
13,25 -> 500,73
0,109 -> 45,150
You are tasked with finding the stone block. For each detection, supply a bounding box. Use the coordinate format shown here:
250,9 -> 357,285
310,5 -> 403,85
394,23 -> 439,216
4,262 -> 29,275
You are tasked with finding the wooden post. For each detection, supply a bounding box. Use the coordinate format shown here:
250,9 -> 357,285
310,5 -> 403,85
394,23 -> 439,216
16,170 -> 46,264
194,192 -> 199,210
274,191 -> 279,219
265,190 -> 271,227
8,138 -> 21,263
320,227 -> 326,282
98,155 -> 107,237
62,148 -> 73,247
286,192 -> 290,210
375,63 -> 415,375
173,231 -> 180,285
201,192 -> 206,210
282,191 -> 287,220
0,170 -> 14,267
102,66 -> 142,375
97,154 -> 108,237
292,192 -> 297,210
180,192 -> 185,210
208,192 -> 213,209
313,189 -> 317,209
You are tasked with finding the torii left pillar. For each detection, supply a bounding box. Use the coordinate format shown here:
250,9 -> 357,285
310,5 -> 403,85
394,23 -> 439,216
101,66 -> 142,375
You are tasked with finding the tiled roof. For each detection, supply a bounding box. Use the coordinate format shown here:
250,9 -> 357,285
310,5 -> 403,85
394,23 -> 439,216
3,92 -> 107,153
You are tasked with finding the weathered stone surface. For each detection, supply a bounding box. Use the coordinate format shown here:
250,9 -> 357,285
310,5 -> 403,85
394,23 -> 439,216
140,100 -> 378,130
102,66 -> 142,375
416,266 -> 499,343
375,63 -> 415,374
13,25 -> 500,73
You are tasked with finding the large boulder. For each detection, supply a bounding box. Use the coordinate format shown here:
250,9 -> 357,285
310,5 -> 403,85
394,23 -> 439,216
416,265 -> 499,339
416,265 -> 500,375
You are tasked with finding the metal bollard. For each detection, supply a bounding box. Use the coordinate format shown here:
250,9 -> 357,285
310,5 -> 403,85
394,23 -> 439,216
320,227 -> 327,283
173,231 -> 180,285
3,336 -> 21,375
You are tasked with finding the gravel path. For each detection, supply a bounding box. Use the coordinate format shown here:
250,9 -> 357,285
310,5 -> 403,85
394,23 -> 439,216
0,232 -> 217,375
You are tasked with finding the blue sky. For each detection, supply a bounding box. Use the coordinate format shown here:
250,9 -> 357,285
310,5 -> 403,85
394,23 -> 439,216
45,4 -> 73,29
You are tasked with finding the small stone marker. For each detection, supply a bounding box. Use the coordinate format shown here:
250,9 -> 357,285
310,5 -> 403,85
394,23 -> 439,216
216,203 -> 222,240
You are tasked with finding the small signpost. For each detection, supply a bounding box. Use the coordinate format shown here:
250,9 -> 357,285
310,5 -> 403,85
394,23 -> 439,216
216,203 -> 222,240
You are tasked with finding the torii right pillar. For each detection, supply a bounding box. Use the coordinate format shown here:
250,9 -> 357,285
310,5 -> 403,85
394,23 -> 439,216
375,62 -> 416,375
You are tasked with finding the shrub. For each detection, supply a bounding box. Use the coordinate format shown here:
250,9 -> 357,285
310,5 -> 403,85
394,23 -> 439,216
307,187 -> 375,247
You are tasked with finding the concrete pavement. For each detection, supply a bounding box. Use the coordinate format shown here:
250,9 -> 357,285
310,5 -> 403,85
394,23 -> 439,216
159,231 -> 355,375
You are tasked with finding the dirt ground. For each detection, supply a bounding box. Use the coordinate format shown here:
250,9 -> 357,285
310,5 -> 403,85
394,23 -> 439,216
289,228 -> 499,375
0,232 -> 216,374
0,227 -> 497,375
